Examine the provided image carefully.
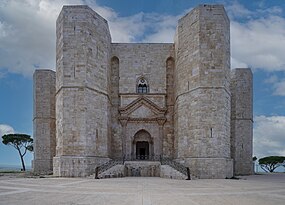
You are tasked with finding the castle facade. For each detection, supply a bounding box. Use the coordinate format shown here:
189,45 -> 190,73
33,4 -> 253,179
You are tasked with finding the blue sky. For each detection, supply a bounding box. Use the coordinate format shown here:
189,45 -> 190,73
1,0 -> 285,167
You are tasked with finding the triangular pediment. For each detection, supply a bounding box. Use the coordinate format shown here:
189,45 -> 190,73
119,96 -> 166,118
129,104 -> 157,118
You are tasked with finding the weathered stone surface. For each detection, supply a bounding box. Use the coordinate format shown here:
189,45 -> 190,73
33,70 -> 56,174
33,4 -> 253,179
160,165 -> 188,180
174,5 -> 232,178
230,68 -> 253,175
124,161 -> 161,177
54,5 -> 112,176
53,156 -> 109,177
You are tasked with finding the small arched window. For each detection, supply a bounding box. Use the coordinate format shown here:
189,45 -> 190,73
137,78 -> 149,93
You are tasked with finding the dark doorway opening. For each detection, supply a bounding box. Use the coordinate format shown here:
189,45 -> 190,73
136,141 -> 149,160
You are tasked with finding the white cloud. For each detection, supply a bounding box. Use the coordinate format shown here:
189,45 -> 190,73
0,0 -> 103,77
264,75 -> 279,84
253,115 -> 285,158
0,0 -> 65,76
264,75 -> 285,96
0,124 -> 15,137
227,1 -> 253,19
0,0 -> 182,76
107,12 -> 148,43
1,1 -> 285,76
231,57 -> 248,69
228,2 -> 285,71
141,13 -> 183,43
273,80 -> 285,96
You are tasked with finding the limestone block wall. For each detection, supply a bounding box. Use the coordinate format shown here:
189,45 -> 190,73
160,165 -> 188,180
124,161 -> 160,177
110,57 -> 122,158
174,5 -> 232,178
111,43 -> 175,158
111,43 -> 174,94
164,57 -> 175,158
230,68 -> 253,175
120,94 -> 165,108
33,70 -> 56,174
54,5 -> 111,176
98,164 -> 125,178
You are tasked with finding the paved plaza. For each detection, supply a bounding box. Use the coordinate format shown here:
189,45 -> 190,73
0,173 -> 284,205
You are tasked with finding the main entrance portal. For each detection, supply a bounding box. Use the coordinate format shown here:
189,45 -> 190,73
132,129 -> 153,160
136,141 -> 149,159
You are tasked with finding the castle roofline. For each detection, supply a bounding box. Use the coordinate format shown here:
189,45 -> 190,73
178,4 -> 229,25
34,69 -> 55,73
59,5 -> 108,25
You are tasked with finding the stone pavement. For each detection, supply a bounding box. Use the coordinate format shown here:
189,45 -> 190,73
0,174 -> 284,205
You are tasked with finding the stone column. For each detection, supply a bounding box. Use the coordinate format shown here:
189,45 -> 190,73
157,118 -> 166,157
119,118 -> 128,159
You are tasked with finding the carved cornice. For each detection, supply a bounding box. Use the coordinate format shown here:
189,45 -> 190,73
119,96 -> 167,116
118,96 -> 167,124
119,117 -> 167,123
119,93 -> 166,96
119,117 -> 129,126
157,118 -> 167,126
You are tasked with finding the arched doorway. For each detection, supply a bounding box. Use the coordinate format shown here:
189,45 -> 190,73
136,141 -> 149,159
132,130 -> 153,160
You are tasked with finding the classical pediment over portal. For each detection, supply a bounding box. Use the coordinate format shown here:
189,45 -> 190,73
119,96 -> 166,122
129,105 -> 156,118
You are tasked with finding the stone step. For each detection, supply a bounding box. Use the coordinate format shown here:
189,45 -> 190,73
94,160 -> 194,180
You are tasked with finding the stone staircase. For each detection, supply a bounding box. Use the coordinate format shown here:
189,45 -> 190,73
94,159 -> 124,179
161,158 -> 191,180
160,165 -> 188,180
93,157 -> 192,180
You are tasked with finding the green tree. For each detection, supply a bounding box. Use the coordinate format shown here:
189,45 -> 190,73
258,156 -> 285,173
2,134 -> 33,171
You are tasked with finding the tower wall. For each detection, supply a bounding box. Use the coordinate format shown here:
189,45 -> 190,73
110,56 -> 122,158
54,5 -> 111,177
174,5 -> 233,178
230,68 -> 253,175
164,57 -> 175,158
33,70 -> 56,174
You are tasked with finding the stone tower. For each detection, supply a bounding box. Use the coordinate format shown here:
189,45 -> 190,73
33,4 -> 253,178
53,6 -> 111,176
33,70 -> 56,174
230,69 -> 253,175
174,5 -> 232,178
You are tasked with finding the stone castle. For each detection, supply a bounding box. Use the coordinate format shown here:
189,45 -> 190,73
33,4 -> 253,179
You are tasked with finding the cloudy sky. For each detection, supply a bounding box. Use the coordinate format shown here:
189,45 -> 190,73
0,0 -> 285,166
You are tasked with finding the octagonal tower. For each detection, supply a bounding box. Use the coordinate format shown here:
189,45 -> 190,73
174,5 -> 233,178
